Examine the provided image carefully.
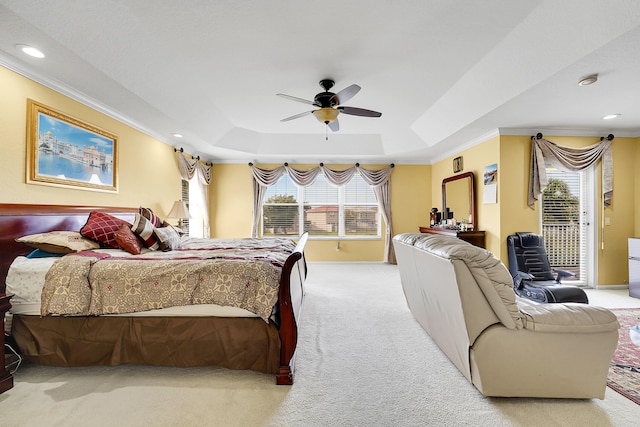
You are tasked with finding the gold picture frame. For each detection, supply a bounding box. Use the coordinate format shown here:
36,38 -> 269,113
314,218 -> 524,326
26,99 -> 118,192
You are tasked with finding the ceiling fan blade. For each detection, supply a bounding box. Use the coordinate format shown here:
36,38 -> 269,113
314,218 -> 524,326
276,93 -> 318,106
280,110 -> 314,122
331,84 -> 361,105
338,106 -> 382,117
328,119 -> 340,132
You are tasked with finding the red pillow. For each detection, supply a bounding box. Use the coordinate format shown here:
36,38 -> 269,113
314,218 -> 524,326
114,224 -> 143,255
80,211 -> 131,248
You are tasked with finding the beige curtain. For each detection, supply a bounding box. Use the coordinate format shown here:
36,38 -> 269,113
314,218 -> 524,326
177,151 -> 212,238
250,163 -> 396,264
528,136 -> 613,208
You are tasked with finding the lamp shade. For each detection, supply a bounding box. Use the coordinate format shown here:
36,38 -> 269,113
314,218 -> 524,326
312,107 -> 339,124
167,201 -> 191,219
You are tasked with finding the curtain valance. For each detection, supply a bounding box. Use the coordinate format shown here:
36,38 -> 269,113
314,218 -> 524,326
528,136 -> 613,208
249,163 -> 396,264
177,151 -> 212,185
249,163 -> 394,188
175,150 -> 212,238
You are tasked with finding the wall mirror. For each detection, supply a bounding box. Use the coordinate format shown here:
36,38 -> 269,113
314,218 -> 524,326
442,171 -> 476,230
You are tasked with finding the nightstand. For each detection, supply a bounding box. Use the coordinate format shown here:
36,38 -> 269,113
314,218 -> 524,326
0,294 -> 13,394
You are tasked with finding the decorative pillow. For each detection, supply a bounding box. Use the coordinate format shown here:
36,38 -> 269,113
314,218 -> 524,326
114,224 -> 143,255
153,226 -> 182,251
131,213 -> 159,250
80,211 -> 131,249
140,207 -> 163,228
26,249 -> 67,258
16,231 -> 100,254
162,221 -> 186,235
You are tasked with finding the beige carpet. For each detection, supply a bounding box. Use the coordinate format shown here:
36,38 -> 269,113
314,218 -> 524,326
2,262 -> 640,427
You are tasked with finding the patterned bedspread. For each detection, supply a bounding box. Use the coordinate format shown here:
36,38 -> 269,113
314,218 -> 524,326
40,237 -> 297,322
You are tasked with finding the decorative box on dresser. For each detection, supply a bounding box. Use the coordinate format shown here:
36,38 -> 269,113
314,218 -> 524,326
419,226 -> 486,249
0,294 -> 13,394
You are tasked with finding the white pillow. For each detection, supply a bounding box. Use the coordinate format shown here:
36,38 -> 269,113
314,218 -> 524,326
16,231 -> 100,254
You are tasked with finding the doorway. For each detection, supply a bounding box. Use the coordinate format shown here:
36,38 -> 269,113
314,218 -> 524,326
540,167 -> 596,288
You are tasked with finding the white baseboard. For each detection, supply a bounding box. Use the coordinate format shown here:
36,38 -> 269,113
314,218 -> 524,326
594,284 -> 628,290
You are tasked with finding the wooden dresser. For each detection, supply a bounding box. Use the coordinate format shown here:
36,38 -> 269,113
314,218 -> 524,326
0,294 -> 13,394
419,226 -> 486,249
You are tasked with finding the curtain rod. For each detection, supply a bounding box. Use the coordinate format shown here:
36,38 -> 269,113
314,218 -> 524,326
174,147 -> 212,166
248,162 -> 395,167
532,133 -> 615,142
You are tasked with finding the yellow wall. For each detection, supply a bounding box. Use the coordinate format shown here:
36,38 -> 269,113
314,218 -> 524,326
636,138 -> 640,237
3,64 -> 639,283
0,66 -> 181,214
210,163 -> 431,261
431,135 -> 502,255
500,135 -> 636,286
430,134 -> 637,286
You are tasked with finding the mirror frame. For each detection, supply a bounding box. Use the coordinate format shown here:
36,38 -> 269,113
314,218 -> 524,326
442,171 -> 476,229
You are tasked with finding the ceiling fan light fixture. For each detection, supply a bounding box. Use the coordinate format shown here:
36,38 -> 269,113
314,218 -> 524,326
312,108 -> 339,124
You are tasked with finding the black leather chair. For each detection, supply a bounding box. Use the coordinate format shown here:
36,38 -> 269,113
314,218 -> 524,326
506,232 -> 588,304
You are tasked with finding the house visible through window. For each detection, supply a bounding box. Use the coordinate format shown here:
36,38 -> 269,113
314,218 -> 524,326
263,173 -> 380,238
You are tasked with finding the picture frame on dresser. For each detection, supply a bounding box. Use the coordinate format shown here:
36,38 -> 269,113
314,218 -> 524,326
26,99 -> 118,193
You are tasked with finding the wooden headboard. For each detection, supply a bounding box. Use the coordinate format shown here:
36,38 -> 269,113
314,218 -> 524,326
0,204 -> 138,293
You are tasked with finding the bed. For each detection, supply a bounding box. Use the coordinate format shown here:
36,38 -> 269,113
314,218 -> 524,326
0,203 -> 308,385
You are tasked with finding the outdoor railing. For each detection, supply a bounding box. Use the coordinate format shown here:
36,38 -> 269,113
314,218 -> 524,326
542,223 -> 580,268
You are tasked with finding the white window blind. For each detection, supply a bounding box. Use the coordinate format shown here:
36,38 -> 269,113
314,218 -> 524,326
304,174 -> 339,236
180,179 -> 190,235
343,174 -> 379,236
263,175 -> 300,236
262,173 -> 380,238
541,169 -> 584,281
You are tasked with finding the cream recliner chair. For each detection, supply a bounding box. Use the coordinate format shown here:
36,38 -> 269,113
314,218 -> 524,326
393,233 -> 619,399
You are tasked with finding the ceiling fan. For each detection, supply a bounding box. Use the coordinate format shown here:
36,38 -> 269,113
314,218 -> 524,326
277,79 -> 382,132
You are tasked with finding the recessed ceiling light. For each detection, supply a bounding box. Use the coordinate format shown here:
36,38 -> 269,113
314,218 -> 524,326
16,44 -> 45,58
172,133 -> 183,138
602,114 -> 620,120
578,74 -> 598,86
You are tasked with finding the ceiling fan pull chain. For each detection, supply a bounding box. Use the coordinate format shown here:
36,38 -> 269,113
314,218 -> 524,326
326,124 -> 329,141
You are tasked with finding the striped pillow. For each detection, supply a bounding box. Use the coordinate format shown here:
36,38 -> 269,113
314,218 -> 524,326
131,213 -> 159,250
139,207 -> 163,228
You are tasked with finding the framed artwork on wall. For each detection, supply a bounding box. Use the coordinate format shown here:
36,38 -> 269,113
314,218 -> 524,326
26,99 -> 118,193
453,156 -> 463,173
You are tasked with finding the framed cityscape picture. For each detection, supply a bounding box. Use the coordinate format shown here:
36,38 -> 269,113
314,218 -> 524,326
26,99 -> 118,192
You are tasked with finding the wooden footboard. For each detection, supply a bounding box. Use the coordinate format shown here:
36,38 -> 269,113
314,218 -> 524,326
0,204 -> 308,384
276,232 -> 308,385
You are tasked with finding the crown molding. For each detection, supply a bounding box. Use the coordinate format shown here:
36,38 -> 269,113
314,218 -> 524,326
0,52 -> 169,145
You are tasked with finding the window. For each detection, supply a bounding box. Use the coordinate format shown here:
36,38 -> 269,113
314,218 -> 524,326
188,176 -> 210,238
180,178 -> 190,235
262,173 -> 380,238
